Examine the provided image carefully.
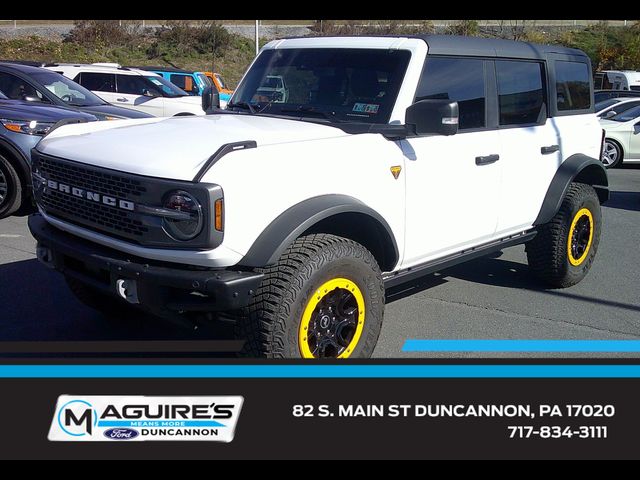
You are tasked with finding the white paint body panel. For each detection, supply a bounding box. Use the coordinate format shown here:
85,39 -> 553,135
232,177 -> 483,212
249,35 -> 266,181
36,37 -> 604,273
601,118 -> 640,162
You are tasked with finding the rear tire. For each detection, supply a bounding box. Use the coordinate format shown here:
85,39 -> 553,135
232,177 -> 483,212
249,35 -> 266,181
235,234 -> 385,358
0,153 -> 22,219
526,183 -> 601,288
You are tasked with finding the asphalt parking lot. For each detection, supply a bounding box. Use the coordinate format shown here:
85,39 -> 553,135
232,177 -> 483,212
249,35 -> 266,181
0,166 -> 638,357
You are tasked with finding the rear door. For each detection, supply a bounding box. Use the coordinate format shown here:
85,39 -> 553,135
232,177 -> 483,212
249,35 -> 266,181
115,74 -> 164,116
494,59 -> 559,234
75,72 -> 117,104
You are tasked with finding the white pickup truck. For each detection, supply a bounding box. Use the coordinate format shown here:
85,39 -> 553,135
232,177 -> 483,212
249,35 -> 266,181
28,35 -> 608,358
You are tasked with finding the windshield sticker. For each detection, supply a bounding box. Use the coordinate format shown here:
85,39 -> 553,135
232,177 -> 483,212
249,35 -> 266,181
149,78 -> 163,86
353,103 -> 379,114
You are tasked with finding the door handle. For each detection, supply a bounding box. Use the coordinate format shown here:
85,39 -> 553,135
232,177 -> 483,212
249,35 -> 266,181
475,154 -> 500,166
541,145 -> 559,155
116,97 -> 128,102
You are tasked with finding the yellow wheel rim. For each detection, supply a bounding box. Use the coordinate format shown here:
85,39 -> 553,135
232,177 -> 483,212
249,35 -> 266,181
298,278 -> 365,359
567,208 -> 594,266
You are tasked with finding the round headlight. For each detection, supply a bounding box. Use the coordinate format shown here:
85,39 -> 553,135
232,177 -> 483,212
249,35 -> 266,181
162,190 -> 203,241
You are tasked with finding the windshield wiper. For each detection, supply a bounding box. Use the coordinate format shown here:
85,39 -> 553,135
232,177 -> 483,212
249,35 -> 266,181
279,106 -> 338,121
227,101 -> 256,114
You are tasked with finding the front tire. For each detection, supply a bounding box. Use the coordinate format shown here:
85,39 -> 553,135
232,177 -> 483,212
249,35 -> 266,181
601,139 -> 622,168
526,183 -> 601,288
0,153 -> 23,219
236,234 -> 385,358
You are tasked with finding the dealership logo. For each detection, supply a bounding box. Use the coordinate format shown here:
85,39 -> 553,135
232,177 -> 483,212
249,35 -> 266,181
49,395 -> 243,442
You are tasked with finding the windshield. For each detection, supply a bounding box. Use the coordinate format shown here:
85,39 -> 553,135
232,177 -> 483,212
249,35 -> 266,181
144,75 -> 189,97
31,71 -> 106,106
215,73 -> 227,89
595,99 -> 620,112
609,104 -> 640,122
231,48 -> 411,124
197,73 -> 212,87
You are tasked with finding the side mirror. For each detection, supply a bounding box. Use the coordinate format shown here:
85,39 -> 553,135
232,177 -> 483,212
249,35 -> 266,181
23,95 -> 41,102
405,99 -> 459,136
603,110 -> 617,119
634,123 -> 640,135
202,86 -> 220,113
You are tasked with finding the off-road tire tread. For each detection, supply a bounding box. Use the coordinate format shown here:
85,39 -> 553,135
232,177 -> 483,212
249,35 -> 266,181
236,234 -> 383,358
526,182 -> 600,288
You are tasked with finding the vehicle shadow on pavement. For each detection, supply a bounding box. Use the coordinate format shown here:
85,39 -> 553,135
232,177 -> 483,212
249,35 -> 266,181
440,255 -> 640,313
604,191 -> 640,212
0,258 -> 234,343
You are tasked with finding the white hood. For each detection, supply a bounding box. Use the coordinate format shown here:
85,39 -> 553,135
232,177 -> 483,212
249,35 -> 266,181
37,114 -> 348,181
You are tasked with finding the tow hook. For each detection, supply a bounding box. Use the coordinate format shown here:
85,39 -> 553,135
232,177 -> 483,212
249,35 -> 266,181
116,279 -> 140,304
36,245 -> 55,269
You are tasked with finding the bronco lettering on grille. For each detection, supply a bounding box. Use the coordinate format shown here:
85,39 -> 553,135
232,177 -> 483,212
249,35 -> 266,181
45,179 -> 135,211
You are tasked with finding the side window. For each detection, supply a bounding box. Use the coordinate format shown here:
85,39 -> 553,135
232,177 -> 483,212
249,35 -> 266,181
415,57 -> 485,130
170,74 -> 188,90
496,60 -> 546,126
0,72 -> 39,100
78,72 -> 115,93
555,61 -> 591,111
116,75 -> 151,95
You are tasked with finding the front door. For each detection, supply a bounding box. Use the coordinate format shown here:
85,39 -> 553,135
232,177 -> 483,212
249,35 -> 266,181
115,74 -> 164,117
402,56 -> 501,268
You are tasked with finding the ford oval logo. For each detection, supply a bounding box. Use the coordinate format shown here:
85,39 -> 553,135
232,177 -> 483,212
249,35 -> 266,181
103,428 -> 139,440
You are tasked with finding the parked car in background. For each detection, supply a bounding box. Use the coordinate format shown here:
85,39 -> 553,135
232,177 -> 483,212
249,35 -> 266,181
47,63 -> 205,117
0,63 -> 151,120
595,70 -> 640,92
594,89 -> 640,103
595,97 -> 640,119
255,75 -> 288,102
130,66 -> 210,96
600,105 -> 640,168
0,89 -> 97,218
204,71 -> 233,104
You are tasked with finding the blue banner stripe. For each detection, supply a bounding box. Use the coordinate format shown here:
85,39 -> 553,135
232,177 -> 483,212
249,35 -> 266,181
402,340 -> 640,352
98,420 -> 224,427
1,365 -> 640,377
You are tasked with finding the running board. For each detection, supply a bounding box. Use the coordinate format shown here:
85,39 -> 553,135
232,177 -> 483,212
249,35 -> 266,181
383,230 -> 537,289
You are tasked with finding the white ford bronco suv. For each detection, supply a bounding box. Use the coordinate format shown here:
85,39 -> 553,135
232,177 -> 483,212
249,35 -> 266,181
28,35 -> 608,358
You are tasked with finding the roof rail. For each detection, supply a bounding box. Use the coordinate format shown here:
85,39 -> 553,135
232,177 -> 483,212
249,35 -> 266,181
91,62 -> 122,68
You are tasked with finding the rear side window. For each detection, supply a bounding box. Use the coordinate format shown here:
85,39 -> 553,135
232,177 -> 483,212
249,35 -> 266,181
555,61 -> 591,111
496,60 -> 546,126
415,57 -> 485,130
116,75 -> 151,95
78,72 -> 115,92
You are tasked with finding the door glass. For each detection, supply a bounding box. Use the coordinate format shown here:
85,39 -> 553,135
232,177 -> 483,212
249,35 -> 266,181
78,72 -> 116,92
415,57 -> 485,130
496,60 -> 546,125
116,75 -> 153,95
0,72 -> 39,99
555,61 -> 591,111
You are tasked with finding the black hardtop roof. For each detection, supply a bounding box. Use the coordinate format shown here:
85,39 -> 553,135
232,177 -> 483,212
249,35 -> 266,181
292,34 -> 588,61
129,65 -> 194,74
415,34 -> 587,60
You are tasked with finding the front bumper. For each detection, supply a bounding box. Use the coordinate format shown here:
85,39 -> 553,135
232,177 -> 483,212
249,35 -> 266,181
28,214 -> 263,313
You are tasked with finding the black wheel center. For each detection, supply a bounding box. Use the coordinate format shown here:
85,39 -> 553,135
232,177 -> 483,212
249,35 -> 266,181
307,287 -> 359,358
571,215 -> 591,259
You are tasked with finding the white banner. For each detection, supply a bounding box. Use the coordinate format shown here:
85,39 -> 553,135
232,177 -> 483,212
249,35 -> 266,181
48,395 -> 244,442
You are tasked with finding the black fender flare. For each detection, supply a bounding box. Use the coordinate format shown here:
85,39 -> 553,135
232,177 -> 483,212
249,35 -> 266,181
534,154 -> 609,226
238,194 -> 399,269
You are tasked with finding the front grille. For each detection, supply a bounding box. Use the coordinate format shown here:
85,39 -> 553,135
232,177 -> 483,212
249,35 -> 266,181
40,190 -> 148,238
38,155 -> 147,198
32,151 -> 222,249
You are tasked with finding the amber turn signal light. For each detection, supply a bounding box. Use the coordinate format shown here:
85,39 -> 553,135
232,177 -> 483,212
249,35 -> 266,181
214,198 -> 224,231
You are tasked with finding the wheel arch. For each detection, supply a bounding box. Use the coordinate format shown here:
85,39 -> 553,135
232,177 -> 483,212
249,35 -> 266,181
0,138 -> 30,194
238,195 -> 400,272
534,153 -> 609,226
